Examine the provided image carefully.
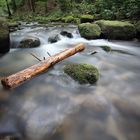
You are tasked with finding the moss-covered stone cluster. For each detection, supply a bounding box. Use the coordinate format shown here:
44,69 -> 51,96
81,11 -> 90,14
78,20 -> 137,40
63,63 -> 99,84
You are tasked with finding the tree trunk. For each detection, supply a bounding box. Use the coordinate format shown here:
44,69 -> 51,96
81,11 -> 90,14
1,44 -> 85,89
29,0 -> 35,12
5,0 -> 12,17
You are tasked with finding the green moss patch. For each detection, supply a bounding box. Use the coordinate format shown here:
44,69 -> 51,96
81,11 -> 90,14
63,63 -> 99,84
78,23 -> 101,39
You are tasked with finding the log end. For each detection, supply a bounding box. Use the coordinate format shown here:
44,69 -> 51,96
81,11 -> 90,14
1,78 -> 11,89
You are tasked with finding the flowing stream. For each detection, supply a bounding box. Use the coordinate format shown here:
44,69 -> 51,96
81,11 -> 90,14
0,23 -> 140,140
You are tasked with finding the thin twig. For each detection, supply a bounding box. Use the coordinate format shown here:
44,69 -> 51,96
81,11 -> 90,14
47,52 -> 51,57
30,53 -> 42,61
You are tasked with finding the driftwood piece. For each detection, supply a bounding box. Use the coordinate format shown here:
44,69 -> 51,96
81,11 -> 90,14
1,43 -> 85,89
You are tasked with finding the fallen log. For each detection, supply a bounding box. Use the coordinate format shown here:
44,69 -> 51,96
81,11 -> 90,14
1,43 -> 85,89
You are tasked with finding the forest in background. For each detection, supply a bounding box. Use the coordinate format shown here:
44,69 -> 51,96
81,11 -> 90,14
0,0 -> 140,23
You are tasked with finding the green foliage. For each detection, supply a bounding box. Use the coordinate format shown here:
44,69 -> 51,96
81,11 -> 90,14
56,0 -> 140,20
57,0 -> 74,12
94,0 -> 140,19
1,0 -> 139,21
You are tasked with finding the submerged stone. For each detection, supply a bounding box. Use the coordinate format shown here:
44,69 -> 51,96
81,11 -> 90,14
19,37 -> 40,48
78,23 -> 101,39
63,63 -> 99,84
0,20 -> 10,53
100,46 -> 111,52
95,20 -> 136,40
48,34 -> 60,43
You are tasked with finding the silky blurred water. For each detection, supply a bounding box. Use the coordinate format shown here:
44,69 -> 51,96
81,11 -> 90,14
0,23 -> 140,140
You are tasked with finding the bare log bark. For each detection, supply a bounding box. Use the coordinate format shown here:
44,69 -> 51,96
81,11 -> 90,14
1,44 -> 85,89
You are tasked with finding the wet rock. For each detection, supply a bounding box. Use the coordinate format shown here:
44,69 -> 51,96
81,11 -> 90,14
80,14 -> 94,23
19,37 -> 40,48
0,20 -> 10,54
135,21 -> 140,40
63,63 -> 99,84
95,20 -> 136,40
78,23 -> 101,39
48,35 -> 60,43
60,31 -> 73,38
100,46 -> 111,52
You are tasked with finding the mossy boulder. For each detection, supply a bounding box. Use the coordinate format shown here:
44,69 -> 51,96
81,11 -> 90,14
19,37 -> 40,48
63,63 -> 99,84
0,20 -> 10,53
95,20 -> 136,40
78,23 -> 101,39
80,15 -> 94,23
100,46 -> 111,52
135,21 -> 140,40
